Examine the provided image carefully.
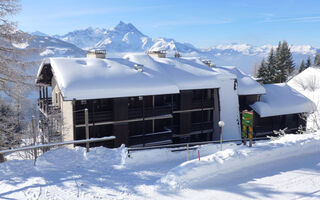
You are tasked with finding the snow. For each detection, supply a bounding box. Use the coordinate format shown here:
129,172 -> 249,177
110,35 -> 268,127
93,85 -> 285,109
250,83 -> 316,117
12,42 -> 29,49
40,49 -> 55,56
37,54 -> 235,100
217,66 -> 266,95
1,132 -> 320,199
288,66 -> 320,128
40,56 -> 179,100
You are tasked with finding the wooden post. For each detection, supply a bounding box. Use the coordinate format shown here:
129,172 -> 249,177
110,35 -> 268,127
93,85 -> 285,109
220,127 -> 222,151
152,96 -> 155,133
32,116 -> 37,165
0,153 -> 4,162
85,108 -> 90,152
187,143 -> 189,161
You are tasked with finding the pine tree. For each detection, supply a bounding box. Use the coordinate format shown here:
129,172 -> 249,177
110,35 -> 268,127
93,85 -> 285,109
299,60 -> 306,73
314,54 -> 320,66
274,42 -> 284,83
274,41 -> 295,83
306,56 -> 312,68
257,58 -> 267,82
265,48 -> 276,83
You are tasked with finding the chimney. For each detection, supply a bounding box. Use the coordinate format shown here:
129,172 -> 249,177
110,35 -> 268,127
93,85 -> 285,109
86,49 -> 106,59
134,63 -> 144,72
202,59 -> 215,67
146,50 -> 166,58
174,51 -> 181,58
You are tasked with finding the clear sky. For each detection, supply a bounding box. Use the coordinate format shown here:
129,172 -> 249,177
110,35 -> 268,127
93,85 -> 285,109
14,0 -> 320,48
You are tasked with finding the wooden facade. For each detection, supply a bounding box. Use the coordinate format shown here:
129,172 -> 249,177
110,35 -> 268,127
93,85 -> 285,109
253,113 -> 306,137
239,94 -> 306,137
67,88 -> 219,148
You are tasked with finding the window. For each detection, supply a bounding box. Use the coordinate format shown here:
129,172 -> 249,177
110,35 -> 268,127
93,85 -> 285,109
55,93 -> 58,104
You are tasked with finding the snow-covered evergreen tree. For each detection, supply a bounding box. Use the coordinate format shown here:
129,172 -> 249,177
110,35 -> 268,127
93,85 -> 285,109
315,54 -> 320,66
306,56 -> 312,68
299,60 -> 306,73
257,59 -> 268,83
265,48 -> 276,83
274,41 -> 295,83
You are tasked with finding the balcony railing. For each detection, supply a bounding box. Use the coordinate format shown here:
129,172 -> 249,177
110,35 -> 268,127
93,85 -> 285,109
171,121 -> 213,136
128,105 -> 172,119
192,99 -> 214,109
128,128 -> 172,146
38,98 -> 60,116
75,110 -> 113,125
191,121 -> 213,132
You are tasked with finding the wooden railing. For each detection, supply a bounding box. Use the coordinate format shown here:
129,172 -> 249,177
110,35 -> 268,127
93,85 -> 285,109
38,98 -> 60,116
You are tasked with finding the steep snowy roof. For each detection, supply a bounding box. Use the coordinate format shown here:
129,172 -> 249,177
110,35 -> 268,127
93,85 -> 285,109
217,66 -> 266,95
250,83 -> 316,117
36,54 -> 234,100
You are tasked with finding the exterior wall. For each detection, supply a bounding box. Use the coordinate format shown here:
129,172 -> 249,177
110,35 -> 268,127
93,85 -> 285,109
113,97 -> 129,147
253,113 -> 306,136
218,79 -> 242,140
72,89 -> 219,148
238,94 -> 260,112
51,77 -> 62,108
61,100 -> 74,146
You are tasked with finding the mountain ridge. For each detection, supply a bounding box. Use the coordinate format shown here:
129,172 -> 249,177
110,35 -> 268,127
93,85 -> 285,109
29,21 -> 320,74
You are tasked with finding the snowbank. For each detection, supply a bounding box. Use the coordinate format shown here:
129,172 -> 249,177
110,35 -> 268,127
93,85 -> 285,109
1,132 -> 320,199
288,66 -> 320,129
160,132 -> 320,189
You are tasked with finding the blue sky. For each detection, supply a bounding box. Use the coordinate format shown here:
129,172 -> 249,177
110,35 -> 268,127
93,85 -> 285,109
14,0 -> 320,48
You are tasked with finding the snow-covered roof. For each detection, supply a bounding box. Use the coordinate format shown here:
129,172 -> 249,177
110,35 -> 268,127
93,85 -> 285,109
216,66 -> 266,95
124,54 -> 235,91
36,54 -> 235,100
250,83 -> 316,117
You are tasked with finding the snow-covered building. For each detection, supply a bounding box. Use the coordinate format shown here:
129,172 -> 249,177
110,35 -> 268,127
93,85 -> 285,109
36,51 -> 241,148
36,50 -> 315,148
218,66 -> 315,136
250,84 -> 315,136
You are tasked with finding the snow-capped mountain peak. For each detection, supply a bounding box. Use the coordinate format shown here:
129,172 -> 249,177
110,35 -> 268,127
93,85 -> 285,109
109,21 -> 144,36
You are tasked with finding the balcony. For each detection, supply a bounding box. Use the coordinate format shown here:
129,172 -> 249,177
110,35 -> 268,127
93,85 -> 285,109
191,121 -> 213,132
172,121 -> 213,137
128,105 -> 172,119
75,110 -> 113,125
192,99 -> 214,109
38,98 -> 60,117
129,128 -> 172,146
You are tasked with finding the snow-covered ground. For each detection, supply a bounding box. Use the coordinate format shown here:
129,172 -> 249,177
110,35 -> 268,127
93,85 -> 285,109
1,132 -> 320,199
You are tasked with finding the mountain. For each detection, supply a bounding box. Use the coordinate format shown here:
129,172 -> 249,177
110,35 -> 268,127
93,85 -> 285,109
30,31 -> 49,37
49,21 -> 320,74
54,27 -> 108,49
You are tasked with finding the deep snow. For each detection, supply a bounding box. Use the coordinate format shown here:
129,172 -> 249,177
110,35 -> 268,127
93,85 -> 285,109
1,132 -> 320,199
